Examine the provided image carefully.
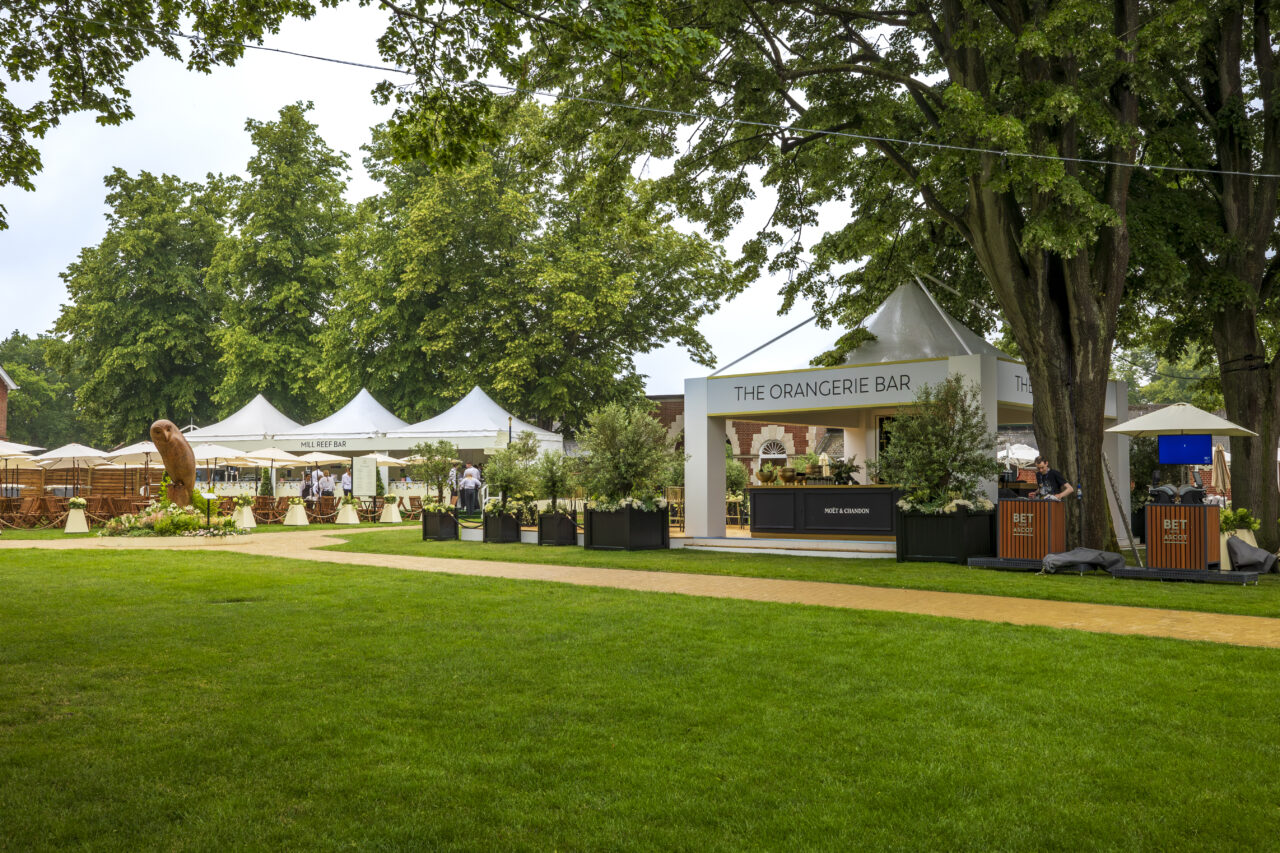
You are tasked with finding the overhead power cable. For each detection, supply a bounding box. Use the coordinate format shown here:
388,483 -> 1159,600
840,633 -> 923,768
41,10 -> 1280,181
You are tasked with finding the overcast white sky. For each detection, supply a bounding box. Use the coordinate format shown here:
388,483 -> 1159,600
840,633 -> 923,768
0,4 -> 846,399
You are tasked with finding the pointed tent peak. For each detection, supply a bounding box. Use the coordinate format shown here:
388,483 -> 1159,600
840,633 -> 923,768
276,388 -> 408,438
388,386 -> 563,450
186,394 -> 303,442
844,279 -> 1010,365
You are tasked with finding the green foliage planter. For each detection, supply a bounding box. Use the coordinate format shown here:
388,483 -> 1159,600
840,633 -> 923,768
896,509 -> 996,564
537,511 -> 578,546
421,511 -> 458,542
584,506 -> 670,551
483,513 -> 522,544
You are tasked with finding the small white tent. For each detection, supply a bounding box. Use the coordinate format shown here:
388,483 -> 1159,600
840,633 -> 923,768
184,394 -> 302,449
387,386 -> 563,454
272,389 -> 409,451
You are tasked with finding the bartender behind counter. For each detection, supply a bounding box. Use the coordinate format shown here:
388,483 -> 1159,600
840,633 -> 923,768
1034,456 -> 1075,501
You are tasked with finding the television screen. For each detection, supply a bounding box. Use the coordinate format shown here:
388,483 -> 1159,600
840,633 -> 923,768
1158,434 -> 1212,465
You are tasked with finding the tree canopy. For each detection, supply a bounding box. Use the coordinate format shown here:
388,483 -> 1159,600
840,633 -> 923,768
0,0 -> 329,229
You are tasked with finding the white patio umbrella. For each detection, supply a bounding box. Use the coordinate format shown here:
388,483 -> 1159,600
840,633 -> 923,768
0,439 -> 43,456
33,443 -> 112,496
241,447 -> 304,497
997,443 -> 1039,466
1211,442 -> 1231,495
0,450 -> 42,499
357,452 -> 404,467
191,443 -> 261,486
297,451 -> 350,465
108,440 -> 160,497
1105,402 -> 1257,437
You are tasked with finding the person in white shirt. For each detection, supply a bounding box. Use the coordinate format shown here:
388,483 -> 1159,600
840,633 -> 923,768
320,471 -> 336,497
460,469 -> 481,511
311,467 -> 321,495
341,469 -> 353,496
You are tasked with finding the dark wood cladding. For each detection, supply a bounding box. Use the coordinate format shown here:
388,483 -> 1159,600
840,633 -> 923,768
997,499 -> 1065,560
1145,505 -> 1220,570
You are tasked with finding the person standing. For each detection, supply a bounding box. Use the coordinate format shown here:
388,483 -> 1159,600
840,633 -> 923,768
320,470 -> 335,497
460,466 -> 481,512
1034,457 -> 1075,501
340,468 -> 352,497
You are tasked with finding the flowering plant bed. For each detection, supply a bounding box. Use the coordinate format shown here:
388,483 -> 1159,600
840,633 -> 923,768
68,497 -> 88,509
99,501 -> 246,538
896,507 -> 995,564
584,504 -> 670,551
422,510 -> 459,541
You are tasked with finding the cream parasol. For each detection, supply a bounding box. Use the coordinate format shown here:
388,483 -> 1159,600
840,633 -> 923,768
1104,402 -> 1257,437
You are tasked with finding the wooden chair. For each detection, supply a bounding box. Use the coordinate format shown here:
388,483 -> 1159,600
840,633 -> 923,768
253,496 -> 283,524
309,496 -> 338,523
85,495 -> 113,524
405,496 -> 424,520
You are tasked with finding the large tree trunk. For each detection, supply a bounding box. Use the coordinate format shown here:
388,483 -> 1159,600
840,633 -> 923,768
1213,310 -> 1280,550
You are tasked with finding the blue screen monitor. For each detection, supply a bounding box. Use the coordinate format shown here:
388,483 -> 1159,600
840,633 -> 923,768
1158,434 -> 1212,465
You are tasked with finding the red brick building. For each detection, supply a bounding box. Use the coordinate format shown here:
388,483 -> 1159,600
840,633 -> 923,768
649,394 -> 842,480
0,365 -> 14,441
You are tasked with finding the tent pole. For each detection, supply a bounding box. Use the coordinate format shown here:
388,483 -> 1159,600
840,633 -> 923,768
1102,453 -> 1143,568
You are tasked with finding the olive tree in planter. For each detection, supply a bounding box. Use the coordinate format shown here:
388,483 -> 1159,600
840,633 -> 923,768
409,440 -> 461,541
534,449 -> 577,546
483,431 -> 539,543
577,401 -> 681,550
871,374 -> 1002,564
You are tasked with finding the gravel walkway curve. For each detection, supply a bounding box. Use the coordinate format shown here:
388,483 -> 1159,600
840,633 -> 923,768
4,529 -> 1279,649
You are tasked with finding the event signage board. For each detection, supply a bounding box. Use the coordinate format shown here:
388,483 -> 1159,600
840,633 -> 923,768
352,456 -> 378,498
749,486 -> 899,537
707,361 -> 949,416
996,360 -> 1034,409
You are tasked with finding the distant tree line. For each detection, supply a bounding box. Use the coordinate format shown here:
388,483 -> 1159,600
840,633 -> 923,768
4,100 -> 736,449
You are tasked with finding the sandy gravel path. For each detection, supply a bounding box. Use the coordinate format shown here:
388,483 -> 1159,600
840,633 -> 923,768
4,528 -> 1278,649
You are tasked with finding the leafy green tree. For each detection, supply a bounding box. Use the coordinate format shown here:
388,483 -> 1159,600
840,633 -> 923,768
484,431 -> 540,508
0,0 -> 325,229
871,375 -> 1002,512
0,331 -> 85,447
321,102 -> 736,433
1120,1 -> 1280,547
51,168 -> 229,445
369,1 -> 1171,547
407,439 -> 459,502
210,102 -> 351,423
532,450 -> 574,512
575,401 -> 681,503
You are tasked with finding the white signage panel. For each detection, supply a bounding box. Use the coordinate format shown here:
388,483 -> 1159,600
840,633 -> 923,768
352,456 -> 378,498
707,360 -> 949,416
997,360 -> 1034,408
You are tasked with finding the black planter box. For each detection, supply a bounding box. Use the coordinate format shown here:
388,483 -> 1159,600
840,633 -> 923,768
483,512 -> 522,543
538,511 -> 578,546
422,511 -> 458,541
896,510 -> 995,563
584,506 -> 669,551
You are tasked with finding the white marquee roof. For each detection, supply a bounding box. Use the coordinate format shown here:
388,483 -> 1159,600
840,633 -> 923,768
185,394 -> 302,443
388,386 -> 563,452
275,389 -> 408,440
843,278 -> 1009,365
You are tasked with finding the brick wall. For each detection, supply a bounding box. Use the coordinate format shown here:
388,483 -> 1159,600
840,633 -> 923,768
647,394 -> 820,475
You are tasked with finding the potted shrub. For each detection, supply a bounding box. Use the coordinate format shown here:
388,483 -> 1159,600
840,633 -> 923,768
65,496 -> 89,534
871,374 -> 1002,563
757,462 -> 779,484
534,449 -> 577,546
482,431 -> 539,543
577,401 -> 681,550
283,496 -> 309,526
829,456 -> 861,485
800,451 -> 823,477
419,497 -> 459,540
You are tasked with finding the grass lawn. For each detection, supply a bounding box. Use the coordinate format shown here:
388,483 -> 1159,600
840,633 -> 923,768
0,520 -> 417,540
1,548 -> 1278,849
323,528 -> 1280,619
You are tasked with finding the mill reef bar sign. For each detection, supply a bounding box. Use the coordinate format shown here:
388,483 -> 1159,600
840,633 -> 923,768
708,360 -> 950,416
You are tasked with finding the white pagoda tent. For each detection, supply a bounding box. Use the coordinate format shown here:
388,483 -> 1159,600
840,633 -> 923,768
183,394 -> 302,451
272,389 -> 409,452
387,386 -> 563,454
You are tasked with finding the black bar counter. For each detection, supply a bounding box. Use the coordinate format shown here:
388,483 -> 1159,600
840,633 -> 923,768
749,485 -> 899,539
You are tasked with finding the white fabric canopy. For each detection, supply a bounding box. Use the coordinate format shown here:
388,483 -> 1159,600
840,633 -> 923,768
184,394 -> 302,443
0,439 -> 43,456
275,389 -> 408,441
998,443 -> 1039,466
297,450 -> 350,465
33,443 -> 112,470
108,440 -> 159,465
243,447 -> 304,466
387,386 -> 563,453
1105,402 -> 1257,437
357,452 -> 405,467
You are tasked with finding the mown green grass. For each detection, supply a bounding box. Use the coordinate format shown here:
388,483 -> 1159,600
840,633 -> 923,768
0,520 -> 416,540
1,548 -> 1278,850
323,528 -> 1280,618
